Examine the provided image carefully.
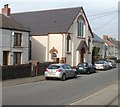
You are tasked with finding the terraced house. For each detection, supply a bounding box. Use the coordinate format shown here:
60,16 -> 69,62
0,4 -> 30,66
12,6 -> 94,66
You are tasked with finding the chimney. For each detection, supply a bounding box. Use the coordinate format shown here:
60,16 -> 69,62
103,35 -> 109,40
2,4 -> 10,17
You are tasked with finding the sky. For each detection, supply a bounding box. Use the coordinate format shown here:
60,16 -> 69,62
0,0 -> 119,40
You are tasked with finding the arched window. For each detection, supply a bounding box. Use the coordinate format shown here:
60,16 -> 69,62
67,34 -> 71,53
51,53 -> 57,58
77,16 -> 85,37
49,47 -> 58,59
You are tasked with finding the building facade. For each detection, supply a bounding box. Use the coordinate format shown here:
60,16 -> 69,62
92,33 -> 105,64
0,4 -> 30,66
13,7 -> 93,66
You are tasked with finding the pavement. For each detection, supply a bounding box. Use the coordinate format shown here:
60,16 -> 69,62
2,75 -> 45,87
70,82 -> 119,106
2,75 -> 119,106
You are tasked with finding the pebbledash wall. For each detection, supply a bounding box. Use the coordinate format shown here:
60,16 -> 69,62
0,29 -> 29,65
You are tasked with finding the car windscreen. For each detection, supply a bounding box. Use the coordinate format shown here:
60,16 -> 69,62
78,63 -> 84,67
95,61 -> 104,64
48,65 -> 60,69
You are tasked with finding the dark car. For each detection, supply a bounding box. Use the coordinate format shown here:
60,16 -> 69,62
76,62 -> 96,74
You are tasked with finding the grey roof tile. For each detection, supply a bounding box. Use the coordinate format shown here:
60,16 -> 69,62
0,14 -> 29,31
93,33 -> 104,43
12,7 -> 82,35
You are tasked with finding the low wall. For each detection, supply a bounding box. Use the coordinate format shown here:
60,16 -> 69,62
2,62 -> 56,80
2,64 -> 31,80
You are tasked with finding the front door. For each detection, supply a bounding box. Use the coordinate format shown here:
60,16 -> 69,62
3,51 -> 9,65
80,48 -> 85,63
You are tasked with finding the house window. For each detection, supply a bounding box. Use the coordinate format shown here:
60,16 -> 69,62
13,52 -> 21,65
78,21 -> 84,37
14,33 -> 22,46
67,34 -> 71,53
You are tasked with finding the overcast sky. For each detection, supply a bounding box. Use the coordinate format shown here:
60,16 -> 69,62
0,0 -> 119,39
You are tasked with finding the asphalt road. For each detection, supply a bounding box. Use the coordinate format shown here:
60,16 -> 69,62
2,66 -> 118,105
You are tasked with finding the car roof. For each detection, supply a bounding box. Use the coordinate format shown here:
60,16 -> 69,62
49,63 -> 68,66
78,62 -> 91,64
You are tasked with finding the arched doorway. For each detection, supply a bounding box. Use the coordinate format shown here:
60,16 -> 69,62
80,47 -> 85,63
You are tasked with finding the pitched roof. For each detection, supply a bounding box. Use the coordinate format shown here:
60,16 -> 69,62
0,14 -> 29,31
105,39 -> 115,46
109,40 -> 120,47
93,33 -> 104,43
12,7 -> 93,36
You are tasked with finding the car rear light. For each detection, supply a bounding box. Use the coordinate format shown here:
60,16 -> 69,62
45,69 -> 48,72
56,69 -> 62,72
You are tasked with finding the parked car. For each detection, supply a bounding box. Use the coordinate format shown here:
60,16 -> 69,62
94,60 -> 110,70
44,63 -> 77,81
76,62 -> 96,74
106,60 -> 116,68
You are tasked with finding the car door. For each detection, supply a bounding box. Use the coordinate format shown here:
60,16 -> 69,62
62,65 -> 69,78
66,64 -> 74,77
89,63 -> 94,72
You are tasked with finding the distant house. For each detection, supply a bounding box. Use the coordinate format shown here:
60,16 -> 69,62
0,4 -> 30,66
92,33 -> 105,63
104,36 -> 120,60
103,35 -> 117,59
12,7 -> 94,66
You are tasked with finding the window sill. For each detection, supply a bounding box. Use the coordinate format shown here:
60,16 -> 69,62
77,36 -> 85,39
13,46 -> 23,48
88,52 -> 91,54
67,52 -> 71,54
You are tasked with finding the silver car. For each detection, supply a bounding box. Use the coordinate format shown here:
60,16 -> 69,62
95,60 -> 110,70
44,63 -> 77,81
106,60 -> 116,68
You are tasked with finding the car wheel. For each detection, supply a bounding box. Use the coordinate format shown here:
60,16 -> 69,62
94,69 -> 96,73
61,74 -> 66,81
45,77 -> 50,80
74,72 -> 77,78
87,70 -> 90,74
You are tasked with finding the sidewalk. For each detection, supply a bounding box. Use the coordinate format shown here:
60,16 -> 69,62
2,75 -> 45,87
70,82 -> 119,106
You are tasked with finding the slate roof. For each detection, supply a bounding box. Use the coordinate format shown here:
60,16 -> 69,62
0,14 -> 29,31
93,33 -> 104,43
12,7 -> 93,36
109,40 -> 120,48
105,39 -> 115,46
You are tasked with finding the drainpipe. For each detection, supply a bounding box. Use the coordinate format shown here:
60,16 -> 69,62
10,30 -> 14,65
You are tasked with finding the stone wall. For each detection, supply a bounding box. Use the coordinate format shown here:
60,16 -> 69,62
2,62 -> 56,80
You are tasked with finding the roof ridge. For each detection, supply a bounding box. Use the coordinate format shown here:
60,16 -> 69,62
12,6 -> 82,14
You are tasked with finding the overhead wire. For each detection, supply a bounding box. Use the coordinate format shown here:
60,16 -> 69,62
93,14 -> 117,30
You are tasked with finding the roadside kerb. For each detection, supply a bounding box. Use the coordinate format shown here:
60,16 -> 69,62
69,82 -> 118,105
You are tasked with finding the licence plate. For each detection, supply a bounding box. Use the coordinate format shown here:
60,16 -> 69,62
79,67 -> 83,69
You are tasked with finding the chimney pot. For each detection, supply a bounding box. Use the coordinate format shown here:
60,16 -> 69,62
2,4 -> 10,17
